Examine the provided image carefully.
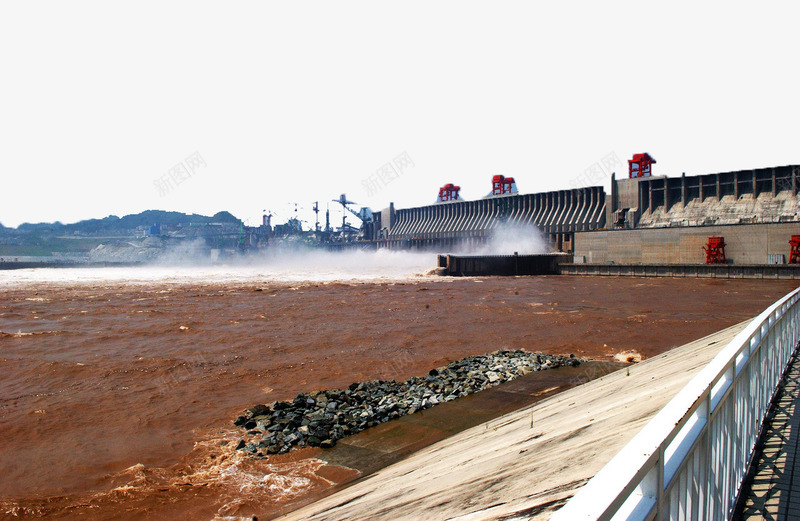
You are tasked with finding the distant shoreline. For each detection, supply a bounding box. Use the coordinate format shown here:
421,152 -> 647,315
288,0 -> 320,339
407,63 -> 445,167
0,261 -> 144,270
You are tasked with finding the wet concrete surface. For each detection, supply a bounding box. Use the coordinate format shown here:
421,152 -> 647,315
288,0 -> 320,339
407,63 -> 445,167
276,361 -> 622,518
277,324 -> 750,521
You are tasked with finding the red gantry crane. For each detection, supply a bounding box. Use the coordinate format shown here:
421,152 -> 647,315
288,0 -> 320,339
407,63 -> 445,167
628,153 -> 656,178
437,183 -> 461,202
490,175 -> 517,195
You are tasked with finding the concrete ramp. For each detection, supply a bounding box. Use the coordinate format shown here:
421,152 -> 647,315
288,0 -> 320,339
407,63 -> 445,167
277,322 -> 749,521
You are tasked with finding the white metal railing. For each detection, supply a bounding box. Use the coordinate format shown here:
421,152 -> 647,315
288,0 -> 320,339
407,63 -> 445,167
552,287 -> 800,521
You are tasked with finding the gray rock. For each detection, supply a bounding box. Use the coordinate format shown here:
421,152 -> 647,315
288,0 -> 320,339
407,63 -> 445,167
234,350 -> 582,456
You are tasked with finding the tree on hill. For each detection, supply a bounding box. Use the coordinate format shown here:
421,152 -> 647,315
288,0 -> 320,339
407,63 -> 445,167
17,221 -> 65,233
211,211 -> 241,223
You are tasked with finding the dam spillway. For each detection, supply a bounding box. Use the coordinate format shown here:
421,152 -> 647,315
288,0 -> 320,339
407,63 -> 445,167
373,185 -> 607,250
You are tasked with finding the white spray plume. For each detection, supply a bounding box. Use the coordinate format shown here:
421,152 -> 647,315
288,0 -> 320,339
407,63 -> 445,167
242,244 -> 434,280
0,243 -> 437,286
1,223 -> 554,287
471,222 -> 550,255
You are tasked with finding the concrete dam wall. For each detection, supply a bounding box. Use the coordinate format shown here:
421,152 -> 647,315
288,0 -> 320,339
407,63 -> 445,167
574,222 -> 800,265
375,186 -> 606,250
585,164 -> 800,264
613,164 -> 800,229
370,163 -> 799,260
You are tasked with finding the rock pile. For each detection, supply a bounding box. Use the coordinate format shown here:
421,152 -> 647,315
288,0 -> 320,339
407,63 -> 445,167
233,350 -> 579,456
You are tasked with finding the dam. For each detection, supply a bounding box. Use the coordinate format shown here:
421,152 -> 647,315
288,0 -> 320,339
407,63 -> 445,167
367,157 -> 800,266
373,185 -> 607,252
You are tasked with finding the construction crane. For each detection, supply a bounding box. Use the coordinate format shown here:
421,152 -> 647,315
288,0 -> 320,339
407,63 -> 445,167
333,194 -> 373,224
312,201 -> 321,232
332,194 -> 373,241
325,204 -> 331,233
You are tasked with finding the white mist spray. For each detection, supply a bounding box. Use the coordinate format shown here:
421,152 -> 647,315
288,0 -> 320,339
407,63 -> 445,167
473,222 -> 550,255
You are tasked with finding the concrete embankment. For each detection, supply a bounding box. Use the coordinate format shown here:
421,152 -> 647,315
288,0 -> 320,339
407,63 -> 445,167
561,263 -> 800,279
434,255 -> 800,279
437,253 -> 572,276
277,321 -> 749,521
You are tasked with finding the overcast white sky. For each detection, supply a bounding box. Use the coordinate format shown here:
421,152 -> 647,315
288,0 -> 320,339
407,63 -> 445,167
1,1 -> 798,229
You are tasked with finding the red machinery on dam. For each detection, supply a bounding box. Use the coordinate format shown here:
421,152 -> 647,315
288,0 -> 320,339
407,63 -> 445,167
790,235 -> 800,264
437,183 -> 461,203
490,175 -> 517,195
703,236 -> 727,264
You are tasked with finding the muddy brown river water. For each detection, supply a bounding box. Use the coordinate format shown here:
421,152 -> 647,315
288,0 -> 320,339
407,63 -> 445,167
0,268 -> 796,520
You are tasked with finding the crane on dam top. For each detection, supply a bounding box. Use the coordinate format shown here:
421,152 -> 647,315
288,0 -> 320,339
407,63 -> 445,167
489,175 -> 518,196
332,194 -> 373,241
628,153 -> 656,178
437,183 -> 462,202
333,194 -> 373,224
